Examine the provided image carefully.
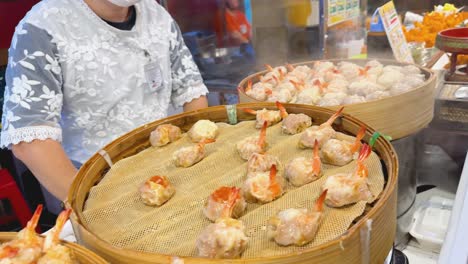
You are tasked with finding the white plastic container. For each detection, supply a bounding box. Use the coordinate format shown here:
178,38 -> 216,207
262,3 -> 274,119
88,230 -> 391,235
409,196 -> 453,252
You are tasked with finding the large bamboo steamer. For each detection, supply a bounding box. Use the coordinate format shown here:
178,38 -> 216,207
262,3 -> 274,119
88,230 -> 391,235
68,104 -> 398,264
238,59 -> 437,140
0,232 -> 108,263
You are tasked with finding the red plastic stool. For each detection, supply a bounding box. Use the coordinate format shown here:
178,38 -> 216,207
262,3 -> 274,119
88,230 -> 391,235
0,168 -> 40,232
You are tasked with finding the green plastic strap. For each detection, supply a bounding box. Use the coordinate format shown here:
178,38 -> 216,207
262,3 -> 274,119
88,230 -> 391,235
225,104 -> 238,125
369,132 -> 392,147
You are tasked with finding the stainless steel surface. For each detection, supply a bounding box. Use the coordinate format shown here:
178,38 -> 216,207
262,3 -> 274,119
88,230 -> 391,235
455,86 -> 468,99
392,133 -> 421,246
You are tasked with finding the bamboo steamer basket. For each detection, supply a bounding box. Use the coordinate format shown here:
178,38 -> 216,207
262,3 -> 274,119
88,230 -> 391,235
68,104 -> 398,264
238,59 -> 437,140
0,232 -> 108,263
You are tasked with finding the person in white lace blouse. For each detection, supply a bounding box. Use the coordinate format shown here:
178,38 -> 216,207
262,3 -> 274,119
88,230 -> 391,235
1,0 -> 209,202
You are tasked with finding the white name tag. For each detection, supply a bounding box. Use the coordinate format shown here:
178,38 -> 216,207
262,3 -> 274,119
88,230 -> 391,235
144,61 -> 163,92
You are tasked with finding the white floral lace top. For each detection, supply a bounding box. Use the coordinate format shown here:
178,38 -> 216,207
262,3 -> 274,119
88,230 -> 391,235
1,0 -> 208,164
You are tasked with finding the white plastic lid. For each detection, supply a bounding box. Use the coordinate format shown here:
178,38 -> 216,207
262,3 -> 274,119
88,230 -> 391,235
409,196 -> 453,252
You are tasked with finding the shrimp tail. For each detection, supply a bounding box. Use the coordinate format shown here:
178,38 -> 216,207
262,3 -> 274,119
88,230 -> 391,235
312,140 -> 321,176
279,69 -> 285,81
289,79 -> 304,91
43,208 -> 72,251
257,121 -> 268,149
272,75 -> 279,84
269,164 -> 277,183
356,144 -> 371,178
275,101 -> 288,118
286,63 -> 295,72
350,125 -> 366,153
325,106 -> 344,127
243,80 -> 253,93
265,64 -> 274,72
243,108 -> 257,115
198,138 -> 216,148
314,189 -> 328,212
222,187 -> 240,218
27,204 -> 43,233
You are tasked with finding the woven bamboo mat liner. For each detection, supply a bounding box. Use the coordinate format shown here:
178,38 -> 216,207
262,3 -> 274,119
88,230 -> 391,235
81,121 -> 384,258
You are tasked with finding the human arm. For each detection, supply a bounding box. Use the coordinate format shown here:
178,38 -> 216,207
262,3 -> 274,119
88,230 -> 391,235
169,20 -> 209,110
1,23 -> 73,200
12,140 -> 77,201
183,95 -> 208,112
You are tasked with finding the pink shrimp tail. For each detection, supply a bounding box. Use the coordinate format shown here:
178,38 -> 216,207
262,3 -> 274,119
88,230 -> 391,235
324,106 -> 344,127
275,101 -> 288,118
356,144 -> 371,178
272,75 -> 279,84
314,189 -> 328,212
350,126 -> 366,153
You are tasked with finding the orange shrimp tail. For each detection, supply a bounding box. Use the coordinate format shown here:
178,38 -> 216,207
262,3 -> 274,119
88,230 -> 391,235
27,204 -> 43,232
257,121 -> 268,149
221,187 -> 240,218
55,209 -> 72,235
289,79 -> 304,91
265,89 -> 273,95
332,68 -> 341,74
268,165 -> 282,197
275,101 -> 288,118
199,138 -> 216,148
312,140 -> 321,176
265,64 -> 274,72
243,108 -> 257,115
350,126 -> 366,153
359,66 -> 370,76
286,63 -> 295,72
314,189 -> 328,212
325,106 -> 344,126
149,176 -> 169,188
269,164 -> 277,182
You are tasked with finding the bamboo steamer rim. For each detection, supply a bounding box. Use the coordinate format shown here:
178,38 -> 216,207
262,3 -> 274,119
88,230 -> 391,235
0,232 -> 108,264
238,59 -> 436,140
68,104 -> 398,263
239,58 -> 435,87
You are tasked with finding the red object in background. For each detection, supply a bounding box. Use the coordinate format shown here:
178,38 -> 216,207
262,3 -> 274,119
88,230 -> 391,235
0,169 -> 40,232
0,0 -> 40,49
167,0 -> 220,33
